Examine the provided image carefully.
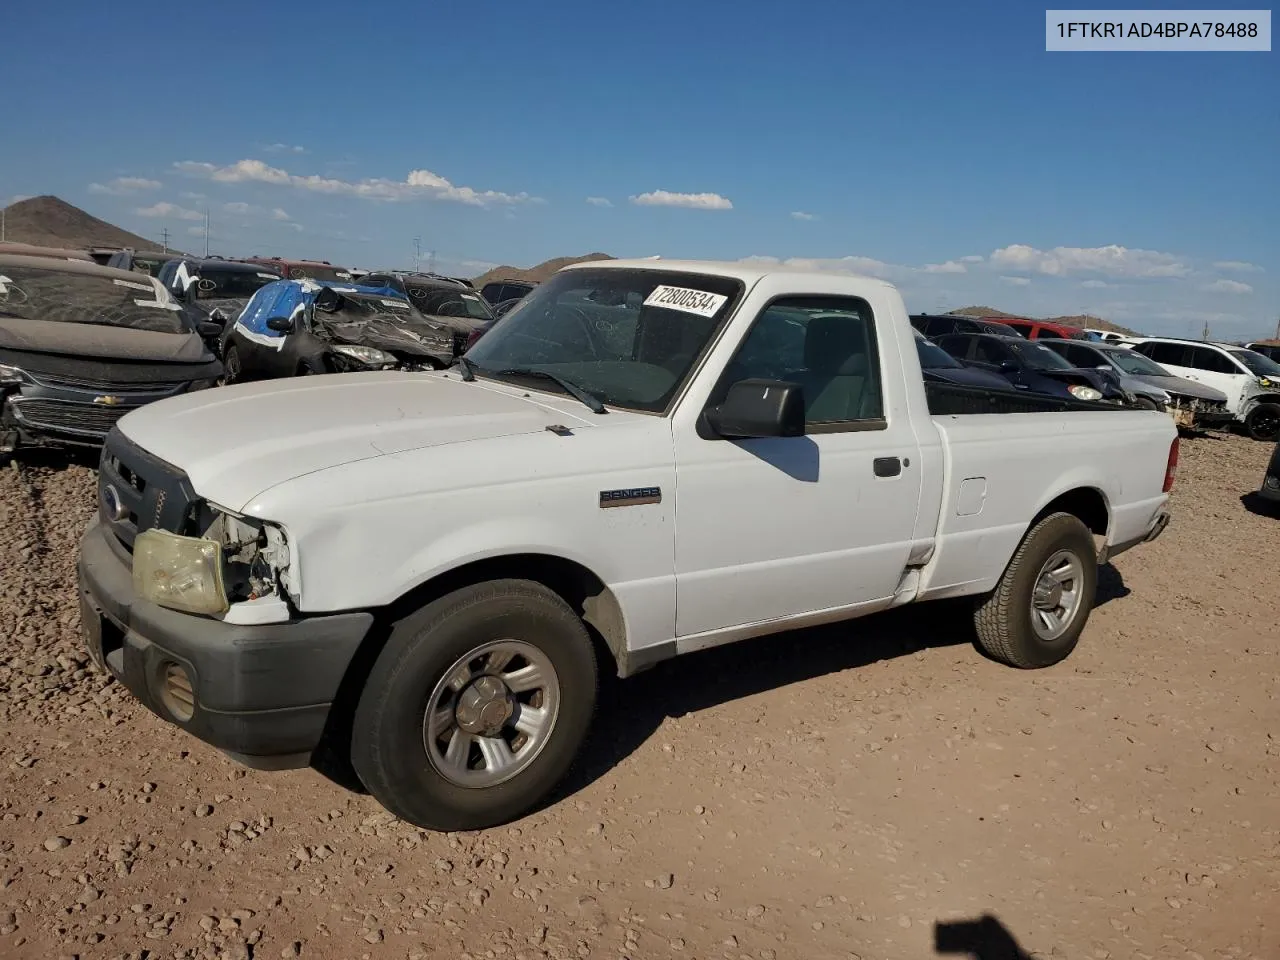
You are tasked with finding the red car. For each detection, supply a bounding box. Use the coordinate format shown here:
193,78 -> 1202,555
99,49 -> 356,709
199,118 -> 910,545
985,316 -> 1091,341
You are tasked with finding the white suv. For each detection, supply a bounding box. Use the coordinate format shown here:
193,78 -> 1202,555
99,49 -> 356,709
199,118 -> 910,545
1128,338 -> 1280,440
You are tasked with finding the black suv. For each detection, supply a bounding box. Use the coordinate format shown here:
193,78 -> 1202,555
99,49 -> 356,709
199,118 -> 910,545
910,313 -> 1022,339
479,278 -> 538,308
156,257 -> 285,352
106,249 -> 176,278
360,271 -> 497,360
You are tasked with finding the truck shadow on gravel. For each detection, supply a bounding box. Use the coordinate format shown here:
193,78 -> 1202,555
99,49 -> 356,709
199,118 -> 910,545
559,563 -> 1130,804
934,914 -> 1036,959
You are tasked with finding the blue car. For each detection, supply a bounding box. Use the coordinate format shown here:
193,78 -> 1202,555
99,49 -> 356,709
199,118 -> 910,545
221,278 -> 458,383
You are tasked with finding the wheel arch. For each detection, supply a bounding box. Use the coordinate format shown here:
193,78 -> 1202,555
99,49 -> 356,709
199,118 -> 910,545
1031,486 -> 1111,540
311,551 -> 631,783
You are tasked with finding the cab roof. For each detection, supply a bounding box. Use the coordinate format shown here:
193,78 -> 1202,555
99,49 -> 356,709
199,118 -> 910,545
559,257 -> 895,290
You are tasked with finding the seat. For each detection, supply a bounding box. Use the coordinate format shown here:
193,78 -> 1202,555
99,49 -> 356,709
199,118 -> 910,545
794,314 -> 874,422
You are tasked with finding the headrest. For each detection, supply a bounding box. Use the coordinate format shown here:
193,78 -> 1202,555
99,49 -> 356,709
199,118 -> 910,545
804,314 -> 868,375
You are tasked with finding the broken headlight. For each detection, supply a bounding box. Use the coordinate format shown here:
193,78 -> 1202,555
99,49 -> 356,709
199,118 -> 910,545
132,529 -> 229,616
203,508 -> 297,605
329,344 -> 397,369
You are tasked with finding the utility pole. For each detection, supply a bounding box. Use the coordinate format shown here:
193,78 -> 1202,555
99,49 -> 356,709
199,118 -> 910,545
1273,315 -> 1280,341
413,237 -> 421,272
159,228 -> 170,253
427,249 -> 436,273
203,208 -> 210,258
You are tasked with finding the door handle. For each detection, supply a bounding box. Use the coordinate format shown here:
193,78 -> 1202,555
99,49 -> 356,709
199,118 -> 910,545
873,457 -> 902,478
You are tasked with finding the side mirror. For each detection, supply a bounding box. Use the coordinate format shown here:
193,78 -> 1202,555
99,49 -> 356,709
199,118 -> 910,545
196,321 -> 223,338
704,378 -> 805,440
266,316 -> 294,333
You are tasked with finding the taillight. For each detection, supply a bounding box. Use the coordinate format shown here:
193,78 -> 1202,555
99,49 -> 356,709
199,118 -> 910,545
1163,436 -> 1179,493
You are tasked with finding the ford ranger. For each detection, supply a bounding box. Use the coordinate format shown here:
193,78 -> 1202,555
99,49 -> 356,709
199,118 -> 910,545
77,259 -> 1177,831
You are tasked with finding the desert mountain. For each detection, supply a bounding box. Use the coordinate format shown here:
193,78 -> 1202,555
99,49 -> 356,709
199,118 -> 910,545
0,195 -> 174,254
472,253 -> 614,288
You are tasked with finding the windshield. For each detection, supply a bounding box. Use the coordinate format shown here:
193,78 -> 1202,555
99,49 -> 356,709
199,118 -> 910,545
1229,349 -> 1280,376
915,334 -> 962,368
1107,349 -> 1169,376
1006,339 -> 1074,370
981,321 -> 1020,337
407,285 -> 494,320
194,269 -> 280,300
464,268 -> 744,413
0,265 -> 189,334
283,263 -> 353,283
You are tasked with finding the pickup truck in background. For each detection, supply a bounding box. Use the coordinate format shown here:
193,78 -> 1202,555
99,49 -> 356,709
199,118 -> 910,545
77,259 -> 1178,831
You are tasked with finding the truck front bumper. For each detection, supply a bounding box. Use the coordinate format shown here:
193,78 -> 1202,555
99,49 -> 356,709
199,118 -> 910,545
76,517 -> 373,769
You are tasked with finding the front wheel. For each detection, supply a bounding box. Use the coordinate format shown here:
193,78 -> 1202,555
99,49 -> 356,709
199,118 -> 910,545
1132,396 -> 1160,411
1245,402 -> 1280,442
220,345 -> 242,385
972,512 -> 1098,668
351,579 -> 598,831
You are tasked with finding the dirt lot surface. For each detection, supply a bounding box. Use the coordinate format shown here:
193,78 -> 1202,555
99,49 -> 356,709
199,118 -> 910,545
1,434 -> 1277,960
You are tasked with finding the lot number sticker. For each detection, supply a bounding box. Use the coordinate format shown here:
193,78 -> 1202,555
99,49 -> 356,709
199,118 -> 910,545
644,284 -> 727,318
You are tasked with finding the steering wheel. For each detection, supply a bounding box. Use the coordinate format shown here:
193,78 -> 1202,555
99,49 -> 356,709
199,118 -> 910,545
561,305 -> 601,356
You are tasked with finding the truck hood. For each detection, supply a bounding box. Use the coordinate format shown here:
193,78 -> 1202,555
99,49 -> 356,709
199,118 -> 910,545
115,371 -> 597,510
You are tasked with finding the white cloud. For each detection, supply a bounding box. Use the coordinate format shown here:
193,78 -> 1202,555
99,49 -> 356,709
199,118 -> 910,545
990,243 -> 1189,279
999,275 -> 1032,286
630,190 -> 733,210
174,158 -> 537,207
180,191 -> 206,201
790,211 -> 817,221
739,255 -> 895,279
89,176 -> 162,195
9,195 -> 32,204
959,255 -> 985,263
223,201 -> 256,214
1202,279 -> 1253,295
1080,279 -> 1115,289
921,260 -> 967,274
585,196 -> 613,207
1213,260 -> 1262,273
264,143 -> 307,154
186,225 -> 208,237
271,207 -> 292,221
136,201 -> 203,221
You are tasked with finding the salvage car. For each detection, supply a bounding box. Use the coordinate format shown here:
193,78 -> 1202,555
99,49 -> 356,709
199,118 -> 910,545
241,256 -> 356,283
914,330 -> 1016,390
107,249 -> 175,278
1258,441 -> 1280,503
0,254 -> 221,457
78,258 -> 1178,832
1037,337 -> 1232,428
221,278 -> 457,382
992,317 -> 1092,341
158,257 -> 284,350
1127,337 -> 1280,441
479,277 -> 538,307
358,271 -> 495,358
910,313 -> 1021,338
934,333 -> 1132,404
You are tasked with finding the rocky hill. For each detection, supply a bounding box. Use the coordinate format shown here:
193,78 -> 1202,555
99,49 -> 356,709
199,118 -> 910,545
0,195 -> 172,254
472,253 -> 614,288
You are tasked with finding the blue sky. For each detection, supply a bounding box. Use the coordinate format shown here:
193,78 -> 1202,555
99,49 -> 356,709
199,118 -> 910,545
2,0 -> 1276,337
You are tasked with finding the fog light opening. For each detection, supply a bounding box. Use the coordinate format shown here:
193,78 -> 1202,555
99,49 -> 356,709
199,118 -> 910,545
158,662 -> 196,723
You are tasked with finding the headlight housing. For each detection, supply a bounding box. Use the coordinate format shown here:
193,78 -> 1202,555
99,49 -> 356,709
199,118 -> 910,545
1067,384 -> 1103,401
329,344 -> 396,368
1259,376 -> 1276,389
0,363 -> 23,386
132,529 -> 229,615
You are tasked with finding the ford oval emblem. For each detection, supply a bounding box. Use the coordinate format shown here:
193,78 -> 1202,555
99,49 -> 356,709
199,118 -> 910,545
102,484 -> 126,522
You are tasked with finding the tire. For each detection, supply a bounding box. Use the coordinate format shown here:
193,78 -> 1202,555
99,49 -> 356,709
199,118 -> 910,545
972,512 -> 1098,669
1133,396 -> 1159,411
221,346 -> 241,385
350,579 -> 598,831
1245,402 -> 1280,442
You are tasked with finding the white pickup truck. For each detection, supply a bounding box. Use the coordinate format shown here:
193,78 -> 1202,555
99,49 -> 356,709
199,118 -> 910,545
77,259 -> 1178,830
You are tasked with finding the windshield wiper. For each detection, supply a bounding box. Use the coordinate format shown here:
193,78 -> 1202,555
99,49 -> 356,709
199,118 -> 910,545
490,367 -> 607,414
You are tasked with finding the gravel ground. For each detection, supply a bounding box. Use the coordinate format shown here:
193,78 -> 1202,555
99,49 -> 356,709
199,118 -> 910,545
1,434 -> 1277,960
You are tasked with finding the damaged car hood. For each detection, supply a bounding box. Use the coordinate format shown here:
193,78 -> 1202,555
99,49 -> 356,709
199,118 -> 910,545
314,314 -> 454,357
114,371 -> 598,511
0,316 -> 214,363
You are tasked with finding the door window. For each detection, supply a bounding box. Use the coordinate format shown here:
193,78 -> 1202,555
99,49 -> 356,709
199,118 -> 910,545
1137,342 -> 1189,367
1186,346 -> 1239,374
719,296 -> 884,428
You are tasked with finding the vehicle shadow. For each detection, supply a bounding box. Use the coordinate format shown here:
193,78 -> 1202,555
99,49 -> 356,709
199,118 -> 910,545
1241,491 -> 1280,518
559,564 -> 1129,804
934,914 -> 1035,959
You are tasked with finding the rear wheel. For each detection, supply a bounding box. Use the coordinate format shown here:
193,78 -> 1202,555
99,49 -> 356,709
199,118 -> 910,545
1245,402 -> 1280,442
973,512 -> 1098,668
1133,396 -> 1159,411
350,579 -> 598,831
